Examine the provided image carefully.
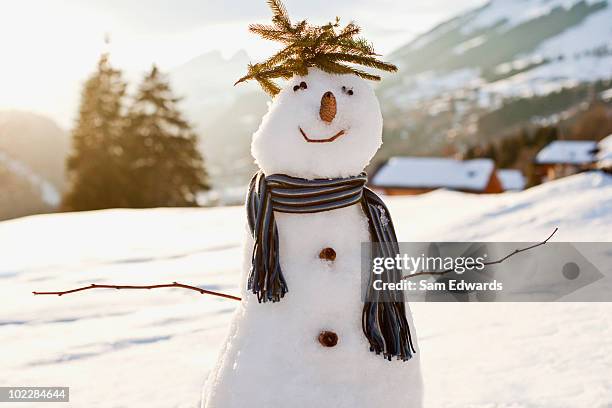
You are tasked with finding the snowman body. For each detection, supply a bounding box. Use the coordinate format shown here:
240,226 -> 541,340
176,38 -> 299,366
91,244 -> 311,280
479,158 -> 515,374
203,69 -> 423,408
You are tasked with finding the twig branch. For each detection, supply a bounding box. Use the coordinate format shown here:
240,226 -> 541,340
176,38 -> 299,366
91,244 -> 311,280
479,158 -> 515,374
33,229 -> 559,299
33,281 -> 242,301
402,227 -> 558,280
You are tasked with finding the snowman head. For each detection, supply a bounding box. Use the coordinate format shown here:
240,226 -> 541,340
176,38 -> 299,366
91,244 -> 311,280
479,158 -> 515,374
236,0 -> 397,179
251,68 -> 382,179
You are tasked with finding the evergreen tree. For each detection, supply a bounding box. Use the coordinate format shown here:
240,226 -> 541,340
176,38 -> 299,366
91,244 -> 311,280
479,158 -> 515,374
498,137 -> 520,168
63,54 -> 128,211
482,143 -> 498,162
570,103 -> 612,141
122,65 -> 208,207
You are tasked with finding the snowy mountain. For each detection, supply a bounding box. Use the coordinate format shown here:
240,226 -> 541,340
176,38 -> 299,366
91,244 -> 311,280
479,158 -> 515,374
0,111 -> 69,190
197,91 -> 267,190
0,157 -> 55,221
378,0 -> 612,157
169,50 -> 255,128
173,1 -> 612,189
1,172 -> 611,407
0,151 -> 60,207
0,111 -> 67,219
168,50 -> 266,190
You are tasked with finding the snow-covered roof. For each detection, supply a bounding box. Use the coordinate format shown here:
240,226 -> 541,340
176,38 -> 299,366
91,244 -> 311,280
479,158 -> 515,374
535,140 -> 597,165
600,88 -> 612,102
596,134 -> 612,167
497,169 -> 526,191
371,157 -> 495,192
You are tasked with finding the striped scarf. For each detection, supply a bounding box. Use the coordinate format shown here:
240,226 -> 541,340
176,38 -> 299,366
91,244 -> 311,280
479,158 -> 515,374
246,171 -> 415,361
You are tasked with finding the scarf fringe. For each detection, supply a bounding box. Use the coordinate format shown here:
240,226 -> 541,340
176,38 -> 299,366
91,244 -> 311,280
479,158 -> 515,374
247,173 -> 288,302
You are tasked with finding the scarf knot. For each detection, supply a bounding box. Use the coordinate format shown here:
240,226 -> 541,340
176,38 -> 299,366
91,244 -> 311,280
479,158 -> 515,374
246,171 -> 415,361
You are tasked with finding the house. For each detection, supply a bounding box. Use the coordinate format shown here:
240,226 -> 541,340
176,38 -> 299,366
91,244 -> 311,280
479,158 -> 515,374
534,140 -> 598,181
596,134 -> 612,172
497,169 -> 526,191
370,157 -> 503,195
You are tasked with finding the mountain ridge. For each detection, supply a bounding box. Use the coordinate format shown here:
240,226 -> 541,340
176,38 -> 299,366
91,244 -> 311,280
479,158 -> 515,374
376,0 -> 612,161
0,110 -> 68,219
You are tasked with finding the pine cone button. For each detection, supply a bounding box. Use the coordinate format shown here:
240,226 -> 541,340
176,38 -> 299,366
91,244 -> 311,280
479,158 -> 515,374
318,331 -> 338,347
319,247 -> 336,261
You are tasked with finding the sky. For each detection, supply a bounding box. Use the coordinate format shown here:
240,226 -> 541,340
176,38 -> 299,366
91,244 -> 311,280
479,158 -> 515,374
0,0 -> 485,128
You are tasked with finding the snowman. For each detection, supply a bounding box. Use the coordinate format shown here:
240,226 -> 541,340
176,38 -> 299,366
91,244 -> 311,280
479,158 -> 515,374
202,2 -> 423,407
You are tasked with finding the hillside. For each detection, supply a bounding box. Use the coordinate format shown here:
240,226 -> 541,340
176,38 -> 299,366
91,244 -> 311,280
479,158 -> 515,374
0,110 -> 69,190
0,111 -> 67,219
0,158 -> 53,221
378,0 -> 612,160
169,50 -> 255,128
168,51 -> 267,190
1,172 -> 611,407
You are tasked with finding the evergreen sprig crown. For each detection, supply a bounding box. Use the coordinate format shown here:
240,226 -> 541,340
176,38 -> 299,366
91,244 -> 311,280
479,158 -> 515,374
235,0 -> 397,96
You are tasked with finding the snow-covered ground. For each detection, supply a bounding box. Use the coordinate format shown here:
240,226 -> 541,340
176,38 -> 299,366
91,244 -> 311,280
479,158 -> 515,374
1,172 -> 611,407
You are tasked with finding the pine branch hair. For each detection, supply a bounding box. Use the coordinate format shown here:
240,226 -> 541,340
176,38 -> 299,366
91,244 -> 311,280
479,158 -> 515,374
235,0 -> 397,96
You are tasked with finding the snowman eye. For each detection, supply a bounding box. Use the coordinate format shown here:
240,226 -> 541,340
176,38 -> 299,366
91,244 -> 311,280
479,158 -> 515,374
293,81 -> 308,92
342,86 -> 354,96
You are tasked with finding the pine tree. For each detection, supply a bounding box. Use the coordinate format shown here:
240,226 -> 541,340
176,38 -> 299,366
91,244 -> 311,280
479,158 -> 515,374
122,65 -> 208,207
63,54 -> 129,211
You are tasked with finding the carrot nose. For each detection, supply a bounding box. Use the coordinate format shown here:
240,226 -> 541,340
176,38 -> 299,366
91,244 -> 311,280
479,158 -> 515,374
319,91 -> 336,123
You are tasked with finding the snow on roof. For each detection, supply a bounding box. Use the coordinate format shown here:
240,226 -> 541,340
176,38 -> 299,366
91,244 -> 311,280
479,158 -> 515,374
535,140 -> 597,165
497,169 -> 526,191
597,134 -> 612,167
371,157 -> 495,192
601,88 -> 612,102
